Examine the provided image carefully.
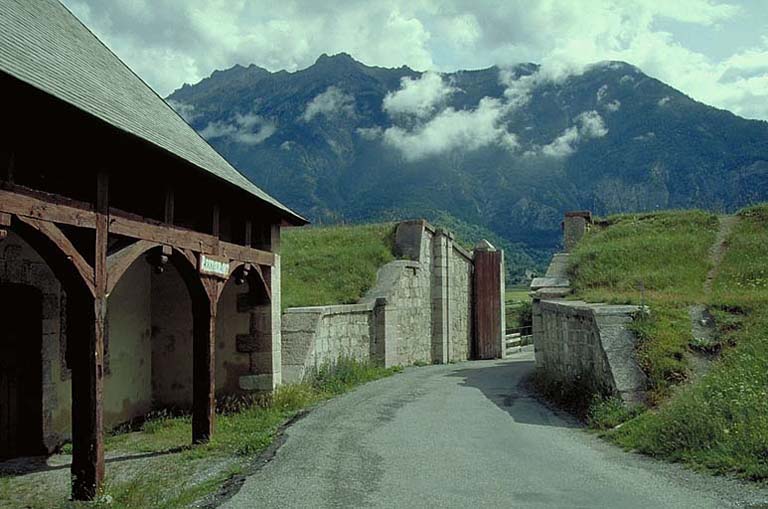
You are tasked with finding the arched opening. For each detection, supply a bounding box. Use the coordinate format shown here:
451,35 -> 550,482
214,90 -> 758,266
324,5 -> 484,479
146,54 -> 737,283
104,245 -> 205,421
0,283 -> 44,459
0,225 -> 85,459
216,264 -> 274,395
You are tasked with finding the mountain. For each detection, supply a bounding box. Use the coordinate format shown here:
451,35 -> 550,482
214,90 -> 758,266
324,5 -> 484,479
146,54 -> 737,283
166,53 -> 768,281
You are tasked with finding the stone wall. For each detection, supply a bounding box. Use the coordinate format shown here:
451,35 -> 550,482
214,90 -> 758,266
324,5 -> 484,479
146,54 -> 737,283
532,212 -> 647,404
533,299 -> 646,404
281,220 -> 492,383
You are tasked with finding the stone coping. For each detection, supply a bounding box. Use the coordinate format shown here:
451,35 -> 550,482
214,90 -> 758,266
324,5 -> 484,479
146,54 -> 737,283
284,301 -> 375,316
530,276 -> 570,290
539,299 -> 641,315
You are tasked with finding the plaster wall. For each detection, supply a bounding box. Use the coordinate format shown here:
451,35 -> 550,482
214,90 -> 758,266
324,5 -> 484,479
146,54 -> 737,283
150,263 -> 193,408
104,260 -> 152,427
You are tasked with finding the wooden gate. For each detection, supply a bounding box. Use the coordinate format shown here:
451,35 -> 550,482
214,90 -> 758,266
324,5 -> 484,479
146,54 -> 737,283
0,284 -> 44,459
473,250 -> 503,359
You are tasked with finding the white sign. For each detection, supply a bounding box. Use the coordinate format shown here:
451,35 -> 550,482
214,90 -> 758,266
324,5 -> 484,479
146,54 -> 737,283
199,254 -> 230,278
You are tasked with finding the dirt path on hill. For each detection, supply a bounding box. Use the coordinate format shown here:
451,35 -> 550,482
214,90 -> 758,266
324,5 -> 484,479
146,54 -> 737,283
704,215 -> 739,295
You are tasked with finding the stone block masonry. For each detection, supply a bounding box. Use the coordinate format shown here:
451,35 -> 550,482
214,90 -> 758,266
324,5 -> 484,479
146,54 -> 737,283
281,220 -> 503,383
532,211 -> 647,405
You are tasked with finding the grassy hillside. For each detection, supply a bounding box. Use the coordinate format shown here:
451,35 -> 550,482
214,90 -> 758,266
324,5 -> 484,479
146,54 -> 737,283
281,223 -> 396,309
569,210 -> 719,400
568,206 -> 768,479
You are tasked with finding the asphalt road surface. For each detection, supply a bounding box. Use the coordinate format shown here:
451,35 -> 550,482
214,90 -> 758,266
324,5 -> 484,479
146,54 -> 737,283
222,350 -> 768,509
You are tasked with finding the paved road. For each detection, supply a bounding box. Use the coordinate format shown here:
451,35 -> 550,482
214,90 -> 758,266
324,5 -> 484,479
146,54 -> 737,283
222,351 -> 768,509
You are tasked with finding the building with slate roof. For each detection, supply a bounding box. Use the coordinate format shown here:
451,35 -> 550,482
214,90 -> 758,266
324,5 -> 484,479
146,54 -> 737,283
0,0 -> 305,499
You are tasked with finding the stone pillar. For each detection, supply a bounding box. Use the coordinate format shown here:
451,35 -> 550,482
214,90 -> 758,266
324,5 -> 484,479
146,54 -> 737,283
373,297 -> 398,367
431,228 -> 452,364
563,211 -> 592,252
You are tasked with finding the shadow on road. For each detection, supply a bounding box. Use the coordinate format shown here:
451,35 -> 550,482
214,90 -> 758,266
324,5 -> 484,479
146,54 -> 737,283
447,359 -> 580,429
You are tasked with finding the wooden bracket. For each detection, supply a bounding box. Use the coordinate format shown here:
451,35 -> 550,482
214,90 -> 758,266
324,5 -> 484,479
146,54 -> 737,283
16,215 -> 95,295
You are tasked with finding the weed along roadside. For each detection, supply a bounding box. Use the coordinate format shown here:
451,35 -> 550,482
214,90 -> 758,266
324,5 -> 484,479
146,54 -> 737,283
532,205 -> 768,481
0,359 -> 402,509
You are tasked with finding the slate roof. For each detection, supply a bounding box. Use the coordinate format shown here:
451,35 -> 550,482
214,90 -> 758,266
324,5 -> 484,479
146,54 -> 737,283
0,0 -> 306,225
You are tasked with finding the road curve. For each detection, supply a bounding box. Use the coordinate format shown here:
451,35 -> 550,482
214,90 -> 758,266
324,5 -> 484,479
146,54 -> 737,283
222,350 -> 768,509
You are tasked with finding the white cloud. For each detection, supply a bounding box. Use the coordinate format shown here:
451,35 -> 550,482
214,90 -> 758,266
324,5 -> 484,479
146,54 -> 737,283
167,99 -> 198,123
356,126 -> 384,140
200,112 -> 275,145
61,0 -> 768,120
596,84 -> 609,103
383,72 -> 456,118
382,97 -> 518,161
658,96 -> 672,106
301,86 -> 355,122
605,99 -> 621,112
534,110 -> 608,158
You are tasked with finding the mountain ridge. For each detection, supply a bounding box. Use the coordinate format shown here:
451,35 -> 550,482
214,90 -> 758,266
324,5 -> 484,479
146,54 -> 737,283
167,53 -> 768,280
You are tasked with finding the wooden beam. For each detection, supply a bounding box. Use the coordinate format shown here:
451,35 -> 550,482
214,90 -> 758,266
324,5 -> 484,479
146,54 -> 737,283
106,240 -> 159,295
0,187 -> 95,229
0,186 -> 275,266
15,216 -> 95,295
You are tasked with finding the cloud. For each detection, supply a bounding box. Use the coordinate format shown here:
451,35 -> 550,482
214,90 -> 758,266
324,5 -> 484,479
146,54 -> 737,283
534,110 -> 608,158
166,99 -> 198,123
61,0 -> 768,120
382,97 -> 518,161
605,99 -> 621,112
301,86 -> 355,122
658,96 -> 672,106
383,72 -> 456,118
356,126 -> 384,140
200,112 -> 276,145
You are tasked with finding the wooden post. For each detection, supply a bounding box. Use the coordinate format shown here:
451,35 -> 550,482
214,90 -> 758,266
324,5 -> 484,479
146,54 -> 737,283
192,276 -> 220,443
244,219 -> 252,247
211,204 -> 220,238
164,188 -> 174,224
71,173 -> 108,500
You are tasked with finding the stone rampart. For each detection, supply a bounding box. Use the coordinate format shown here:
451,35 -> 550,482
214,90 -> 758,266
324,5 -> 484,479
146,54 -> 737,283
533,299 -> 647,404
280,220 -> 491,383
532,211 -> 647,404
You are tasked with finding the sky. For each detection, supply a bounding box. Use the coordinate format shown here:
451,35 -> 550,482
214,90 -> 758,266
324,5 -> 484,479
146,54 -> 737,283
61,0 -> 768,121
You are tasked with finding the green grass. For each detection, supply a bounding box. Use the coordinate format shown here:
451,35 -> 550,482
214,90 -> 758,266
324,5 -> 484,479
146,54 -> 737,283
569,210 -> 719,304
568,210 -> 719,401
281,223 -> 396,309
505,286 -> 532,330
0,359 -> 402,509
606,204 -> 768,479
